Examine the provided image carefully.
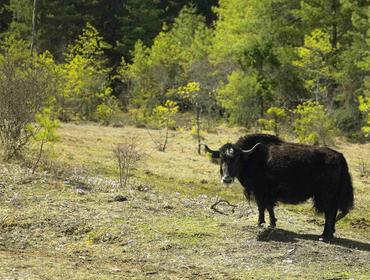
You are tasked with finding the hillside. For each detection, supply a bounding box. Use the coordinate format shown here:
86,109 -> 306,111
0,123 -> 369,279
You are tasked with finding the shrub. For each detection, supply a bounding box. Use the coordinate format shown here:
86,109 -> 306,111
27,108 -> 59,174
359,96 -> 370,137
95,96 -> 121,126
293,101 -> 337,145
217,70 -> 271,126
148,100 -> 179,152
258,107 -> 288,136
0,37 -> 57,160
113,137 -> 143,188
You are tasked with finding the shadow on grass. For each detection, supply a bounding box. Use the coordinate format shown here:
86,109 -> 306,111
257,228 -> 370,252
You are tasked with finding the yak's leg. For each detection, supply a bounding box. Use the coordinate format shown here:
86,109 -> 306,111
267,207 -> 277,228
331,208 -> 338,235
256,201 -> 266,227
243,189 -> 250,200
321,208 -> 338,240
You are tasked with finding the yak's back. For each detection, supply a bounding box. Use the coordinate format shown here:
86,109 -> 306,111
236,134 -> 283,150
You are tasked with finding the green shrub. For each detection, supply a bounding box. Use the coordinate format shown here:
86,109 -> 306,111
293,101 -> 337,145
217,70 -> 270,126
95,96 -> 121,126
147,100 -> 179,152
359,96 -> 370,137
258,107 -> 288,136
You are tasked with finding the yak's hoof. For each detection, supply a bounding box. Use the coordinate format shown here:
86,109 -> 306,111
319,235 -> 333,242
257,222 -> 265,228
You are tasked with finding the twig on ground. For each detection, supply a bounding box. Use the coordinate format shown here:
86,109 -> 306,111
211,199 -> 237,215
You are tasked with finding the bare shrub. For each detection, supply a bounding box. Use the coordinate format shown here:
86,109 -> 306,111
358,158 -> 369,177
0,37 -> 57,160
113,137 -> 143,188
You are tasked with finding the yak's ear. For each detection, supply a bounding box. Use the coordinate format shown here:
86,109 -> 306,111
241,143 -> 262,157
210,151 -> 220,159
199,143 -> 220,159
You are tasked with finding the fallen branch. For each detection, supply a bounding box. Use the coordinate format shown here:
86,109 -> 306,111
211,199 -> 237,215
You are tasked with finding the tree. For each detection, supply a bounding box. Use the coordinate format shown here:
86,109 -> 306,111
217,70 -> 267,126
27,108 -> 59,174
148,100 -> 179,152
293,29 -> 336,105
211,0 -> 305,124
2,0 -> 33,41
293,101 -> 337,145
0,37 -> 57,160
175,82 -> 216,154
258,107 -> 288,136
59,23 -> 112,121
119,6 -> 213,121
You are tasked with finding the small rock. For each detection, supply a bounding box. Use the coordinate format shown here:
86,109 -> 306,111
76,188 -> 87,195
114,195 -> 128,202
137,185 -> 150,192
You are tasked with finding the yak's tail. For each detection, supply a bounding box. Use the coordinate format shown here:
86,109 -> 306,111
336,155 -> 354,222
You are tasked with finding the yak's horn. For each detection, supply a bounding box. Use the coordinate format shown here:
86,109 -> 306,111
242,143 -> 262,155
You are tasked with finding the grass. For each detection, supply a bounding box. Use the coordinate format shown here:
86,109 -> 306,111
0,122 -> 369,279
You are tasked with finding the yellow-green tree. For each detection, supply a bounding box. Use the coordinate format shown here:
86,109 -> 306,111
258,107 -> 288,136
0,36 -> 57,160
149,100 -> 179,152
293,101 -> 336,145
175,81 -> 215,154
27,108 -> 59,173
59,23 -> 112,121
293,29 -> 336,105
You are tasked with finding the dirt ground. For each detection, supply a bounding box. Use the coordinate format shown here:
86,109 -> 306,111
0,123 -> 369,279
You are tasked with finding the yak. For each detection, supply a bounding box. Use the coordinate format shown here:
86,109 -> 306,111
201,134 -> 354,240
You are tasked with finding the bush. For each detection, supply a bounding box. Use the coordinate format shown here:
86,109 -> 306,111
359,96 -> 370,137
95,96 -> 121,126
27,108 -> 59,174
293,101 -> 337,145
113,137 -> 143,188
258,107 -> 288,136
0,37 -> 57,160
217,70 -> 271,126
148,100 -> 179,152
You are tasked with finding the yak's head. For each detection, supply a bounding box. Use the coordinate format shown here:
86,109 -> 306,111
200,142 -> 261,185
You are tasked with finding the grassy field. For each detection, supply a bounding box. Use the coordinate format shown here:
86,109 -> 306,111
0,122 -> 369,279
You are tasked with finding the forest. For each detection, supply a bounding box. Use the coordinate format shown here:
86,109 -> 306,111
0,1 -> 370,279
0,0 -> 369,162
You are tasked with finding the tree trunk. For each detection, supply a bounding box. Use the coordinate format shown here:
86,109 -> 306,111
196,106 -> 202,155
30,0 -> 37,55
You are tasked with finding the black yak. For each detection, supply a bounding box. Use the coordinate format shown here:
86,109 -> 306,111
201,134 -> 354,240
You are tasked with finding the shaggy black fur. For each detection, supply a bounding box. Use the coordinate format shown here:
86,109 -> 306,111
207,134 -> 354,240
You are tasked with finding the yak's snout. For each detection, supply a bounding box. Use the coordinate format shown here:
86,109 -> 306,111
221,175 -> 234,185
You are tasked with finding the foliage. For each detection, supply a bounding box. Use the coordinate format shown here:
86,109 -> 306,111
293,101 -> 337,145
293,29 -> 336,104
59,23 -> 113,121
95,96 -> 121,126
27,108 -> 59,174
258,107 -> 288,136
175,81 -> 216,153
0,36 -> 57,160
119,6 -> 213,121
1,0 -> 370,142
149,100 -> 179,152
359,96 -> 370,137
2,0 -> 33,41
211,0 -> 305,107
217,70 -> 269,126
